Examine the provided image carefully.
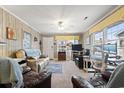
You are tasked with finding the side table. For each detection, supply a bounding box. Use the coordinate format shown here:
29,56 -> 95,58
83,58 -> 91,72
83,58 -> 95,73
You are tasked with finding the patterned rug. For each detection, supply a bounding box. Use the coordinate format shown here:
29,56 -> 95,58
46,63 -> 62,74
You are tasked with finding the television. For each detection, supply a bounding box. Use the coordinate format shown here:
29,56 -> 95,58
72,44 -> 82,51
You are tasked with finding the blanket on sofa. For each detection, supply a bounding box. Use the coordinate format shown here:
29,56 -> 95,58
0,57 -> 23,88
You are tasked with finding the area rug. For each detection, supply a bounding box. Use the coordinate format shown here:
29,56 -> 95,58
46,63 -> 62,74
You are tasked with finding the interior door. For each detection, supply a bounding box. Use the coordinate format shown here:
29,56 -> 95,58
43,37 -> 54,59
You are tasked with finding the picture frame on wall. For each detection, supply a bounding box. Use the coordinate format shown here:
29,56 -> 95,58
23,31 -> 32,49
6,27 -> 17,40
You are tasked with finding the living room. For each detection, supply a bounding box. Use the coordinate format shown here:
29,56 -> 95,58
0,3 -> 124,89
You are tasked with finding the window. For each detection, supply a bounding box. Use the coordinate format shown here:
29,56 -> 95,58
23,32 -> 32,49
73,40 -> 79,44
91,32 -> 103,59
94,31 -> 103,43
106,22 -> 124,41
104,22 -> 124,54
103,44 -> 117,54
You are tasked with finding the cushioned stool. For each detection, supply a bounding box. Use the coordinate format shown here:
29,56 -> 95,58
23,70 -> 52,88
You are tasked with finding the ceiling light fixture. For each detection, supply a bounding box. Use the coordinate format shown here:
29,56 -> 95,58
58,21 -> 64,30
84,16 -> 88,20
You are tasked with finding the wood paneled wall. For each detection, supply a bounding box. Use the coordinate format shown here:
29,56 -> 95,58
0,7 -> 42,57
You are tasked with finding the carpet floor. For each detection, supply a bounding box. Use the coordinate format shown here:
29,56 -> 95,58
50,60 -> 90,88
46,63 -> 62,73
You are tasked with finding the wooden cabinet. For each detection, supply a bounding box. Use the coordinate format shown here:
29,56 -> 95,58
58,52 -> 66,61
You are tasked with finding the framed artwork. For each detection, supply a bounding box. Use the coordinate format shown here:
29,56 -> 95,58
6,27 -> 16,40
23,31 -> 32,49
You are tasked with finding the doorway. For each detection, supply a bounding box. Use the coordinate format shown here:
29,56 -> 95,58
43,37 -> 54,59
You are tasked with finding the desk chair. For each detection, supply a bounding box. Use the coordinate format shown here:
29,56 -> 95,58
91,53 -> 109,77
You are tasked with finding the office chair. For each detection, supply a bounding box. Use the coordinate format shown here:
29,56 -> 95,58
71,62 -> 124,88
91,53 -> 109,78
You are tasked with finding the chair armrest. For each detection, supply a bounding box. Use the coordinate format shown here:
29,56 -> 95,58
27,60 -> 38,72
38,71 -> 52,88
71,76 -> 94,88
102,71 -> 111,82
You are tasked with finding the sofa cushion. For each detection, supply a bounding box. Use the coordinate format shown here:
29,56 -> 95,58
25,49 -> 41,58
16,49 -> 26,59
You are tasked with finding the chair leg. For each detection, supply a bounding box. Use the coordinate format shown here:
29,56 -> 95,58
90,71 -> 97,80
94,71 -> 96,76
